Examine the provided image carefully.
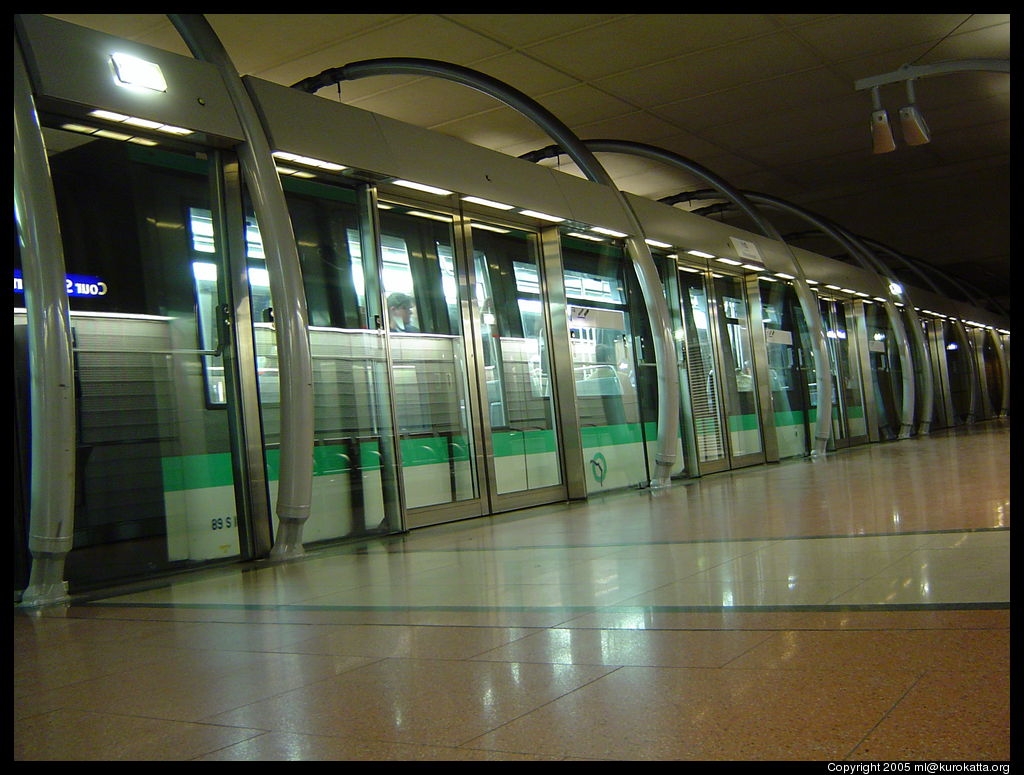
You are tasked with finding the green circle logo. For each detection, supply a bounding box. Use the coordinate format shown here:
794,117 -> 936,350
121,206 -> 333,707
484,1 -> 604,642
589,452 -> 608,484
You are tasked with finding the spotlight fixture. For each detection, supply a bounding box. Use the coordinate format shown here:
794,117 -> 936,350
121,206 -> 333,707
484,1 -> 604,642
855,59 -> 1009,154
870,87 -> 896,154
898,80 -> 930,145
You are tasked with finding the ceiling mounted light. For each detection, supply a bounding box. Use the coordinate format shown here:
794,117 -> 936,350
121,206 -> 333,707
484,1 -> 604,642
856,59 -> 1009,154
870,87 -> 896,154
519,209 -> 564,222
898,80 -> 931,146
110,52 -> 167,92
686,250 -> 715,259
592,226 -> 628,238
392,179 -> 453,196
462,195 -> 514,210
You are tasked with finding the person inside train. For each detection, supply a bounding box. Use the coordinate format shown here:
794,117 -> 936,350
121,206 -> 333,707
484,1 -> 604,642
387,292 -> 418,332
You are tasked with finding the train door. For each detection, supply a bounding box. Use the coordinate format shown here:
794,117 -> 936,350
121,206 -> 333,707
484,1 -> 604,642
944,320 -> 973,422
677,268 -> 729,474
971,327 -> 1003,419
709,272 -> 767,468
759,278 -> 812,459
465,218 -> 568,512
677,267 -> 765,471
241,179 -> 404,545
819,298 -> 869,448
864,301 -> 902,440
561,236 -> 653,492
15,130 -> 261,589
370,200 -> 483,529
924,316 -> 955,429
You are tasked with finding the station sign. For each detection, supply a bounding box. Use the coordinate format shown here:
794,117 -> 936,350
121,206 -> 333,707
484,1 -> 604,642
14,270 -> 108,298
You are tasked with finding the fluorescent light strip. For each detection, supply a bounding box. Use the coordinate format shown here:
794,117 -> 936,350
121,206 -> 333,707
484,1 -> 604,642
567,232 -> 605,242
686,250 -> 715,259
405,210 -> 453,223
592,227 -> 627,238
392,179 -> 453,196
645,238 -> 673,249
272,151 -> 345,172
462,196 -> 514,210
62,123 -> 156,146
715,257 -> 743,266
88,109 -> 192,136
774,273 -> 795,280
742,264 -> 765,272
519,209 -> 564,222
470,223 -> 510,233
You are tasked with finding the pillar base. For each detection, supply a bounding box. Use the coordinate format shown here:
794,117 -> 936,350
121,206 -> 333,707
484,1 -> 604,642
268,517 -> 307,561
20,554 -> 70,608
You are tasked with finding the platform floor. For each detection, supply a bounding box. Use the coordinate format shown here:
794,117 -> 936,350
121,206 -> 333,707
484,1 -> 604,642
14,420 -> 1010,761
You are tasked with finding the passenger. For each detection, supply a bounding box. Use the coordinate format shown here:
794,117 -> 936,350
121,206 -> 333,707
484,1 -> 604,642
386,292 -> 418,332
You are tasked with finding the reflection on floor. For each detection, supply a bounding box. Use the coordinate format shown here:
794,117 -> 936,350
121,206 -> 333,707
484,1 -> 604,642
14,420 -> 1010,761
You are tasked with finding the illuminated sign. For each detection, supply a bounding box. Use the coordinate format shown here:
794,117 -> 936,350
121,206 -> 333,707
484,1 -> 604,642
14,270 -> 108,298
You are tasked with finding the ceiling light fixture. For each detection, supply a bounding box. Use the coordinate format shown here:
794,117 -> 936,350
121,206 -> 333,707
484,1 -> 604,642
898,79 -> 930,146
462,195 -> 514,210
870,86 -> 896,154
392,179 -> 453,196
519,209 -> 564,222
855,59 -> 1009,154
110,52 -> 167,92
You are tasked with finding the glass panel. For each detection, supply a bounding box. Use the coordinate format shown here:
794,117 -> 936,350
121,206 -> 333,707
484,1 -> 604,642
562,236 -> 648,492
15,132 -> 243,587
379,203 -> 478,508
470,222 -> 562,495
679,270 -> 727,465
244,181 -> 400,542
712,274 -> 763,457
819,299 -> 846,447
833,302 -> 867,439
944,321 -> 972,421
865,302 -> 900,438
760,281 -> 809,458
981,334 -> 1003,410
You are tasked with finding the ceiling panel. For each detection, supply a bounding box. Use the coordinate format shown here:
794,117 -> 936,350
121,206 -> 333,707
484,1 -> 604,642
34,13 -> 1011,314
520,14 -> 780,80
595,32 -> 824,108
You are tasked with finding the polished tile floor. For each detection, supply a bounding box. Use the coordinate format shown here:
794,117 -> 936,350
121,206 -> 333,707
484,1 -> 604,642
14,420 -> 1010,761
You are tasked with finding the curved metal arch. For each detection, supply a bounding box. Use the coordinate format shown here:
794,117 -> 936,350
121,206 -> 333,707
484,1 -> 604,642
293,58 -> 680,486
520,138 -> 834,455
780,228 -> 936,436
858,236 -> 983,422
169,14 -> 315,558
14,33 -> 77,606
685,190 -> 918,439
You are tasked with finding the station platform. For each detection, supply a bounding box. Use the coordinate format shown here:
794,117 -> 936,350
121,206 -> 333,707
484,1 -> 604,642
14,420 -> 1010,761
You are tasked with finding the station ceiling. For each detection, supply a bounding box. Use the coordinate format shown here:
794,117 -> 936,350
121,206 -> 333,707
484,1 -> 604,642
47,14 -> 1011,316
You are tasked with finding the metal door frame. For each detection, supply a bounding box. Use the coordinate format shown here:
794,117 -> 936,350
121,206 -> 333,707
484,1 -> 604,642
704,268 -> 767,470
455,211 -> 570,516
675,266 -> 731,476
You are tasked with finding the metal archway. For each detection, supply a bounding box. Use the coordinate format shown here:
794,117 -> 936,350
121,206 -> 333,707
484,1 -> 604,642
520,139 -> 834,455
293,59 -> 681,486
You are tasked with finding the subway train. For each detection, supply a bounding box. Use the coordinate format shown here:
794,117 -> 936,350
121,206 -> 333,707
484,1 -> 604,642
14,14 -> 1009,597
